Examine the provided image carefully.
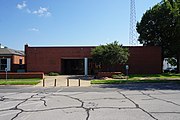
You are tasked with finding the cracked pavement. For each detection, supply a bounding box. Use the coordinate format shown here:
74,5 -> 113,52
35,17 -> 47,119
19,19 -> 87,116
0,86 -> 180,120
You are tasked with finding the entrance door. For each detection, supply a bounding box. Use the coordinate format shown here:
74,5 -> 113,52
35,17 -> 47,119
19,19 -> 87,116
62,59 -> 84,75
61,58 -> 94,75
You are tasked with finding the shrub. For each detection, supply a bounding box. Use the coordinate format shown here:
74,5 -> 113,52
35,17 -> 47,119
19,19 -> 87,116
91,41 -> 129,72
48,72 -> 59,76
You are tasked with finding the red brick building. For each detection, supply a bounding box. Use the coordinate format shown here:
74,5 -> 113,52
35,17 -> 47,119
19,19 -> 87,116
0,45 -> 25,72
25,45 -> 162,75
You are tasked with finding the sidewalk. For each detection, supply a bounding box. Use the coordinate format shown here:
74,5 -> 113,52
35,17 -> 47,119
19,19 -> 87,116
35,75 -> 92,87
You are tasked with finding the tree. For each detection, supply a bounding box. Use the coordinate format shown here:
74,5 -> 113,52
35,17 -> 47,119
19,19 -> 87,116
91,41 -> 129,71
167,58 -> 177,66
136,0 -> 180,73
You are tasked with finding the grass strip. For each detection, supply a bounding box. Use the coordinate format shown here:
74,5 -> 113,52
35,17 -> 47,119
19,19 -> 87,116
129,73 -> 180,79
0,78 -> 41,85
91,79 -> 180,84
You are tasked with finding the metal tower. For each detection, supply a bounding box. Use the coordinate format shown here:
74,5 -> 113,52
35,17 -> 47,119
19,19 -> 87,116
129,0 -> 138,45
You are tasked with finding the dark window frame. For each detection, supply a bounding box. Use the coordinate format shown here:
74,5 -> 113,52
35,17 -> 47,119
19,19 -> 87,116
0,58 -> 7,71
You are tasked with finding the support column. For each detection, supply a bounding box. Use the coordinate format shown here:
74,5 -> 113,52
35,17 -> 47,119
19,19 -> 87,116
7,58 -> 11,71
84,58 -> 88,76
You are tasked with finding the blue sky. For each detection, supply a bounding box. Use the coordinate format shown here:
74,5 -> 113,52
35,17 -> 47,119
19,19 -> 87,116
0,0 -> 161,50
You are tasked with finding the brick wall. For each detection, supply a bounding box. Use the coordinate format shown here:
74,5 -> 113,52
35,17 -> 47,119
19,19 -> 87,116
0,72 -> 44,79
25,45 -> 94,73
25,45 -> 162,74
127,46 -> 162,74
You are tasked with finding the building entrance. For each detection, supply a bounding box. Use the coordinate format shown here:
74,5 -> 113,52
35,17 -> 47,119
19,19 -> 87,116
62,59 -> 84,75
61,58 -> 94,75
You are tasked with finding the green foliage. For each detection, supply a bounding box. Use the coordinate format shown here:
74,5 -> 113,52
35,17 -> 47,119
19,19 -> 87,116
137,0 -> 180,72
48,72 -> 59,76
137,0 -> 180,57
167,58 -> 177,66
91,41 -> 129,66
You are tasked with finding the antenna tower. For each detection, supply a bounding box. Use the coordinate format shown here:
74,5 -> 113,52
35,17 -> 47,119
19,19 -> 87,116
129,0 -> 138,45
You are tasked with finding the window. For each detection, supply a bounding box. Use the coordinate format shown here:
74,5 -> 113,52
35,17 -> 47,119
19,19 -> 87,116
19,59 -> 23,64
0,59 -> 7,71
0,58 -> 10,71
19,59 -> 23,69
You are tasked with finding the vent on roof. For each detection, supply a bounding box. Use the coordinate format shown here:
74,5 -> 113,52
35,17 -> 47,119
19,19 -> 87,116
0,44 -> 7,48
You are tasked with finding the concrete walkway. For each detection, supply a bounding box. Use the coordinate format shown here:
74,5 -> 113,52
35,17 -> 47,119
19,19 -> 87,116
36,75 -> 92,87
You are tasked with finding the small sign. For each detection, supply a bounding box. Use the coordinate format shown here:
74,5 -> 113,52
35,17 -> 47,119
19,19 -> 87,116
125,65 -> 129,70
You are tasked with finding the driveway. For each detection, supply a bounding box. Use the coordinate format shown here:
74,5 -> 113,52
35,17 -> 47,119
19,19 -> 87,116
0,84 -> 180,120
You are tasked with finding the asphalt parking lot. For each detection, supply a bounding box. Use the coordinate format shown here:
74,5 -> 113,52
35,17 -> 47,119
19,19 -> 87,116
0,83 -> 180,120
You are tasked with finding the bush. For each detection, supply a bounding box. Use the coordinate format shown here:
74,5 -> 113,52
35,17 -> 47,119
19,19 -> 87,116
112,74 -> 126,79
48,72 -> 59,76
91,41 -> 129,67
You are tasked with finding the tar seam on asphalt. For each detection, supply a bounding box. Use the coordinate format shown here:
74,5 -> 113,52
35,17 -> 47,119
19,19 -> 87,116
117,91 -> 158,120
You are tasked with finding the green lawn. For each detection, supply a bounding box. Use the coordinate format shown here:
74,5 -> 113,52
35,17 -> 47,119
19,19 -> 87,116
0,78 -> 41,85
129,73 -> 180,79
91,79 -> 180,84
91,73 -> 180,84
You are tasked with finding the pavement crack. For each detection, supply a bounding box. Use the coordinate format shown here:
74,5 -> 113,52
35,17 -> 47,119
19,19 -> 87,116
140,91 -> 180,107
24,106 -> 82,112
141,98 -> 155,101
53,94 -> 90,120
22,106 -> 138,112
10,93 -> 39,120
117,91 -> 158,120
0,96 -> 5,101
117,91 -> 139,108
157,91 -> 180,95
10,110 -> 23,120
84,97 -> 126,101
150,112 -> 180,114
1,90 -> 180,120
85,108 -> 90,120
103,106 -> 136,109
40,96 -> 47,106
62,94 -> 90,120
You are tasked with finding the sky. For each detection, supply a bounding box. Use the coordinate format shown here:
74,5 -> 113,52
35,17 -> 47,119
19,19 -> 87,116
0,0 -> 161,50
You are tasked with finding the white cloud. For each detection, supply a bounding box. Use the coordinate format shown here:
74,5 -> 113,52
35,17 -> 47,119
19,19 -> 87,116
29,28 -> 39,32
33,7 -> 51,17
17,1 -> 27,10
16,2 -> 51,17
26,8 -> 31,13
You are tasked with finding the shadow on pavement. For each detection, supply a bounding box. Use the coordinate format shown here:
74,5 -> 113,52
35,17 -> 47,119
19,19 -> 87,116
94,83 -> 180,90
